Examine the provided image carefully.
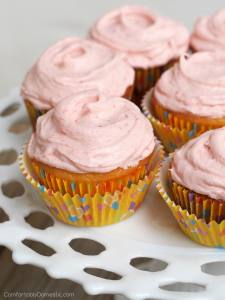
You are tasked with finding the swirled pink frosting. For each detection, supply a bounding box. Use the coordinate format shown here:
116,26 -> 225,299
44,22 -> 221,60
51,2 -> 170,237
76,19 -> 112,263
27,91 -> 155,173
21,37 -> 134,110
191,9 -> 225,52
154,52 -> 225,118
90,5 -> 189,68
171,127 -> 225,200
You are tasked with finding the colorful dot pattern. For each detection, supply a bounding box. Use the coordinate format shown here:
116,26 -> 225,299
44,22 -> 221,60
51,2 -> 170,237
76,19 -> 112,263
40,178 -> 152,227
26,143 -> 162,227
160,183 -> 225,248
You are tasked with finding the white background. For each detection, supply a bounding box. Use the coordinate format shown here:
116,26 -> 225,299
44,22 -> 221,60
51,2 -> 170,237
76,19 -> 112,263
0,0 -> 224,97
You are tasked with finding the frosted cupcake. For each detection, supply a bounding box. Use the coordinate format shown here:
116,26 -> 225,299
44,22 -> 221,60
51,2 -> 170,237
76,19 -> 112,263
170,127 -> 225,223
143,51 -> 225,152
90,5 -> 189,102
156,127 -> 225,248
20,91 -> 163,226
191,9 -> 225,53
21,37 -> 134,129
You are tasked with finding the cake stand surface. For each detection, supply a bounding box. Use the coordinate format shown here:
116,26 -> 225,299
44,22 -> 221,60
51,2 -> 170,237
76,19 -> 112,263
0,88 -> 225,300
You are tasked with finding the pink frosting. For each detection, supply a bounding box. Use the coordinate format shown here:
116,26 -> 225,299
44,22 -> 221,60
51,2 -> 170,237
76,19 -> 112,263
191,9 -> 225,52
171,127 -> 225,200
21,37 -> 134,110
90,5 -> 189,68
154,52 -> 225,118
27,91 -> 155,173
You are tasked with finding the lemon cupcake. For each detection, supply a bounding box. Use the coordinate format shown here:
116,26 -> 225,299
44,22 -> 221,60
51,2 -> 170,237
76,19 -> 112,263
90,5 -> 189,103
21,37 -> 134,129
20,91 -> 163,226
143,51 -> 225,152
191,9 -> 225,53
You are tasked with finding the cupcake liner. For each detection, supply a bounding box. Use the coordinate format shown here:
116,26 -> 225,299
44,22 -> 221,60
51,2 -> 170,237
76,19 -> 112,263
141,90 -> 200,153
133,60 -> 175,105
151,96 -> 224,132
24,100 -> 47,130
29,144 -> 162,197
156,156 -> 225,248
170,181 -> 225,224
19,144 -> 164,227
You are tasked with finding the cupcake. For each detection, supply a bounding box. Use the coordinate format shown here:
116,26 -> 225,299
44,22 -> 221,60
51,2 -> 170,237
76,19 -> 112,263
21,37 -> 134,129
157,127 -> 225,248
191,9 -> 225,53
20,91 -> 163,226
143,51 -> 225,152
90,5 -> 189,103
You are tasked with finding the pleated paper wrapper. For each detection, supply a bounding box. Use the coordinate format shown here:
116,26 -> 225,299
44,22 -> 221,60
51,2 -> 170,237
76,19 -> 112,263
19,144 -> 164,227
141,90 -> 218,153
133,60 -> 175,105
156,156 -> 225,248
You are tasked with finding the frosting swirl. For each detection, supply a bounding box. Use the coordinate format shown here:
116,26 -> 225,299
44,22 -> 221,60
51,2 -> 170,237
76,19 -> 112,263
191,9 -> 225,52
90,5 -> 189,68
171,127 -> 225,200
27,91 -> 155,173
21,37 -> 134,110
154,52 -> 225,118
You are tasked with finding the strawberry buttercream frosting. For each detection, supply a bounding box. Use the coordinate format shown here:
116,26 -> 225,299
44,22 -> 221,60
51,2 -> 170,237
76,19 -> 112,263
191,9 -> 225,52
171,127 -> 225,200
154,52 -> 225,118
27,91 -> 155,173
21,37 -> 134,110
90,5 -> 189,68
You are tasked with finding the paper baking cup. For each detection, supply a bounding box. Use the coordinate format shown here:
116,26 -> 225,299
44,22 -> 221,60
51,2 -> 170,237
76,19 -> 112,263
24,100 -> 47,130
141,90 -> 202,153
171,181 -> 225,224
151,97 -> 224,132
134,60 -> 175,100
29,144 -> 162,197
19,144 -> 164,227
156,156 -> 225,248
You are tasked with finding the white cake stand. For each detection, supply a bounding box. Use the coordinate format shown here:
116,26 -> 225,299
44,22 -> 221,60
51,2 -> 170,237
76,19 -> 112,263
0,89 -> 225,300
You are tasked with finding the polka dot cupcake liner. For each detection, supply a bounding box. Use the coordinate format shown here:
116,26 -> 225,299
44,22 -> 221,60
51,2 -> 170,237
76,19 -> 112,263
133,60 -> 175,104
151,96 -> 225,132
19,144 -> 164,227
141,90 -> 204,153
170,181 -> 225,224
156,156 -> 225,248
29,143 -> 162,198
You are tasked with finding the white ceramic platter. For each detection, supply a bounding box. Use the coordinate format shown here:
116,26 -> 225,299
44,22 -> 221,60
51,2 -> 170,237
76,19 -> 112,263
0,89 -> 225,300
